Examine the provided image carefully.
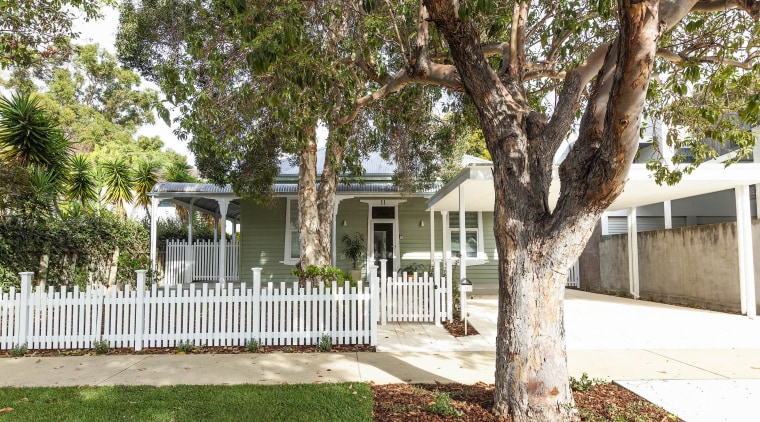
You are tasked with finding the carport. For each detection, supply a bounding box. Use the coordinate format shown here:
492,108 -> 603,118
426,162 -> 760,318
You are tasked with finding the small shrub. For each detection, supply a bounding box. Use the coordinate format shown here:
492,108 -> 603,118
10,342 -> 27,357
425,390 -> 463,417
92,339 -> 110,355
176,340 -> 194,353
246,338 -> 261,353
570,372 -> 604,392
292,265 -> 356,287
317,334 -> 332,352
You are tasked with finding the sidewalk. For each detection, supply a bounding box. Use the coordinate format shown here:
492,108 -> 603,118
1,291 -> 759,421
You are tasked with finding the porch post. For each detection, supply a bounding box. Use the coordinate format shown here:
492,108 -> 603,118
735,185 -> 756,318
627,207 -> 640,299
331,197 -> 343,266
185,202 -> 195,284
441,211 -> 449,271
601,212 -> 609,235
149,196 -> 158,280
232,222 -> 237,244
218,199 -> 230,284
429,208 -> 435,269
458,186 -> 467,282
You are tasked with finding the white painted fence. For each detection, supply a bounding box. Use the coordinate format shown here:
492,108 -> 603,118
566,260 -> 580,288
162,240 -> 240,285
0,269 -> 377,351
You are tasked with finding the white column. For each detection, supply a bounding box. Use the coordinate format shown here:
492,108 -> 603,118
601,212 -> 609,236
459,186 -> 467,281
331,197 -> 343,265
218,199 -> 229,284
149,197 -> 158,279
627,207 -> 640,299
185,203 -> 195,284
441,211 -> 449,270
664,201 -> 672,229
429,208 -> 435,268
735,185 -> 756,318
213,216 -> 219,242
232,222 -> 238,244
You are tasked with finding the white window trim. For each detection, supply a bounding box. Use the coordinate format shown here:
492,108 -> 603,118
447,211 -> 488,266
282,197 -> 300,265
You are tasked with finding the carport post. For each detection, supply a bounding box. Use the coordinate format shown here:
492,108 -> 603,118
627,207 -> 640,299
735,185 -> 756,319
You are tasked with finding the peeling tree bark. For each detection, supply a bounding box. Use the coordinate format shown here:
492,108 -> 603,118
424,0 -> 662,420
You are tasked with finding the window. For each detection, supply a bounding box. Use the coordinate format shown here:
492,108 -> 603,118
447,211 -> 486,264
283,198 -> 300,264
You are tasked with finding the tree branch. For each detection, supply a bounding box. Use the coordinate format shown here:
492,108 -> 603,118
657,47 -> 758,69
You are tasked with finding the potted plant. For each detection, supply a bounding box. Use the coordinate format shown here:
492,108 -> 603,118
341,232 -> 366,280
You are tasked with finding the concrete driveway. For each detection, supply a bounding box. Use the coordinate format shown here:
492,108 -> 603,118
378,289 -> 760,421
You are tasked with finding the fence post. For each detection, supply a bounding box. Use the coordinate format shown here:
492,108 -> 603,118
369,266 -> 378,346
445,260 -> 453,321
433,260 -> 441,326
135,270 -> 147,351
252,268 -> 262,342
16,272 -> 33,348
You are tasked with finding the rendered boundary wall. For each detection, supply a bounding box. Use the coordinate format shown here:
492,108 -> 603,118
597,220 -> 760,314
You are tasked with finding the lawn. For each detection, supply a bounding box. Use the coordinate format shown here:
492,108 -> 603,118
0,383 -> 373,421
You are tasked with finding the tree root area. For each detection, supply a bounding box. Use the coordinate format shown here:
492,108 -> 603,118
372,382 -> 677,421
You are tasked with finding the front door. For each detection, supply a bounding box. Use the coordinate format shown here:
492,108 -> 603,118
371,222 -> 395,277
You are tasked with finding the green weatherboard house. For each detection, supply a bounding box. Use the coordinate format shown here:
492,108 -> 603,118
148,148 -> 500,294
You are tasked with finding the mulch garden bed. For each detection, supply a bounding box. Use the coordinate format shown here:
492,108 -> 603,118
442,318 -> 480,337
372,382 -> 678,421
4,344 -> 375,357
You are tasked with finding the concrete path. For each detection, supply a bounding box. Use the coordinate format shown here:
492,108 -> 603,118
2,290 -> 759,421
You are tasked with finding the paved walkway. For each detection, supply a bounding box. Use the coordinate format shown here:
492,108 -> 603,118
2,290 -> 759,421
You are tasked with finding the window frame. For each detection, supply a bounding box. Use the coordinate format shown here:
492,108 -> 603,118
282,197 -> 300,265
446,211 -> 487,265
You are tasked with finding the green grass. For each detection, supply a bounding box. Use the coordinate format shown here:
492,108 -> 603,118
0,383 -> 373,421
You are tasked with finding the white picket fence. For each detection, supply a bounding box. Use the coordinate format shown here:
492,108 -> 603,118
566,260 -> 580,288
1,269 -> 377,351
162,239 -> 240,285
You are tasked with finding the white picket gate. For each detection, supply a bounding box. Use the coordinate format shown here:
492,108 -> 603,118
0,269 -> 377,351
376,259 -> 452,325
162,239 -> 240,285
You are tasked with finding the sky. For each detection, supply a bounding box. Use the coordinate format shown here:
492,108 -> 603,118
73,5 -> 195,163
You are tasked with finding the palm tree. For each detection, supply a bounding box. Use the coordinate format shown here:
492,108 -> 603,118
133,160 -> 160,217
0,92 -> 70,175
66,154 -> 98,208
100,158 -> 134,219
0,92 -> 71,215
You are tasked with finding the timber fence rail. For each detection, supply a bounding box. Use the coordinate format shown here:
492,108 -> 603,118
0,268 -> 378,352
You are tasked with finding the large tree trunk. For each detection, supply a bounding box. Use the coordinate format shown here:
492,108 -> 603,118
425,0 -> 661,419
297,129 -> 343,268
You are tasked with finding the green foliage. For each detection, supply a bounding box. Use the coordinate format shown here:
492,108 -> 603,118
246,338 -> 261,353
317,334 -> 332,352
66,154 -> 98,207
92,339 -> 110,355
569,372 -> 604,392
100,157 -> 135,218
0,210 -> 151,289
292,265 -> 355,287
176,340 -> 194,353
10,342 -> 27,357
0,0 -> 106,69
340,232 -> 366,270
424,390 -> 463,417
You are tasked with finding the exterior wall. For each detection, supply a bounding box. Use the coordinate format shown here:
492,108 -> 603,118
240,197 -> 296,283
599,220 -> 760,314
240,195 -> 499,293
579,222 -> 602,291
